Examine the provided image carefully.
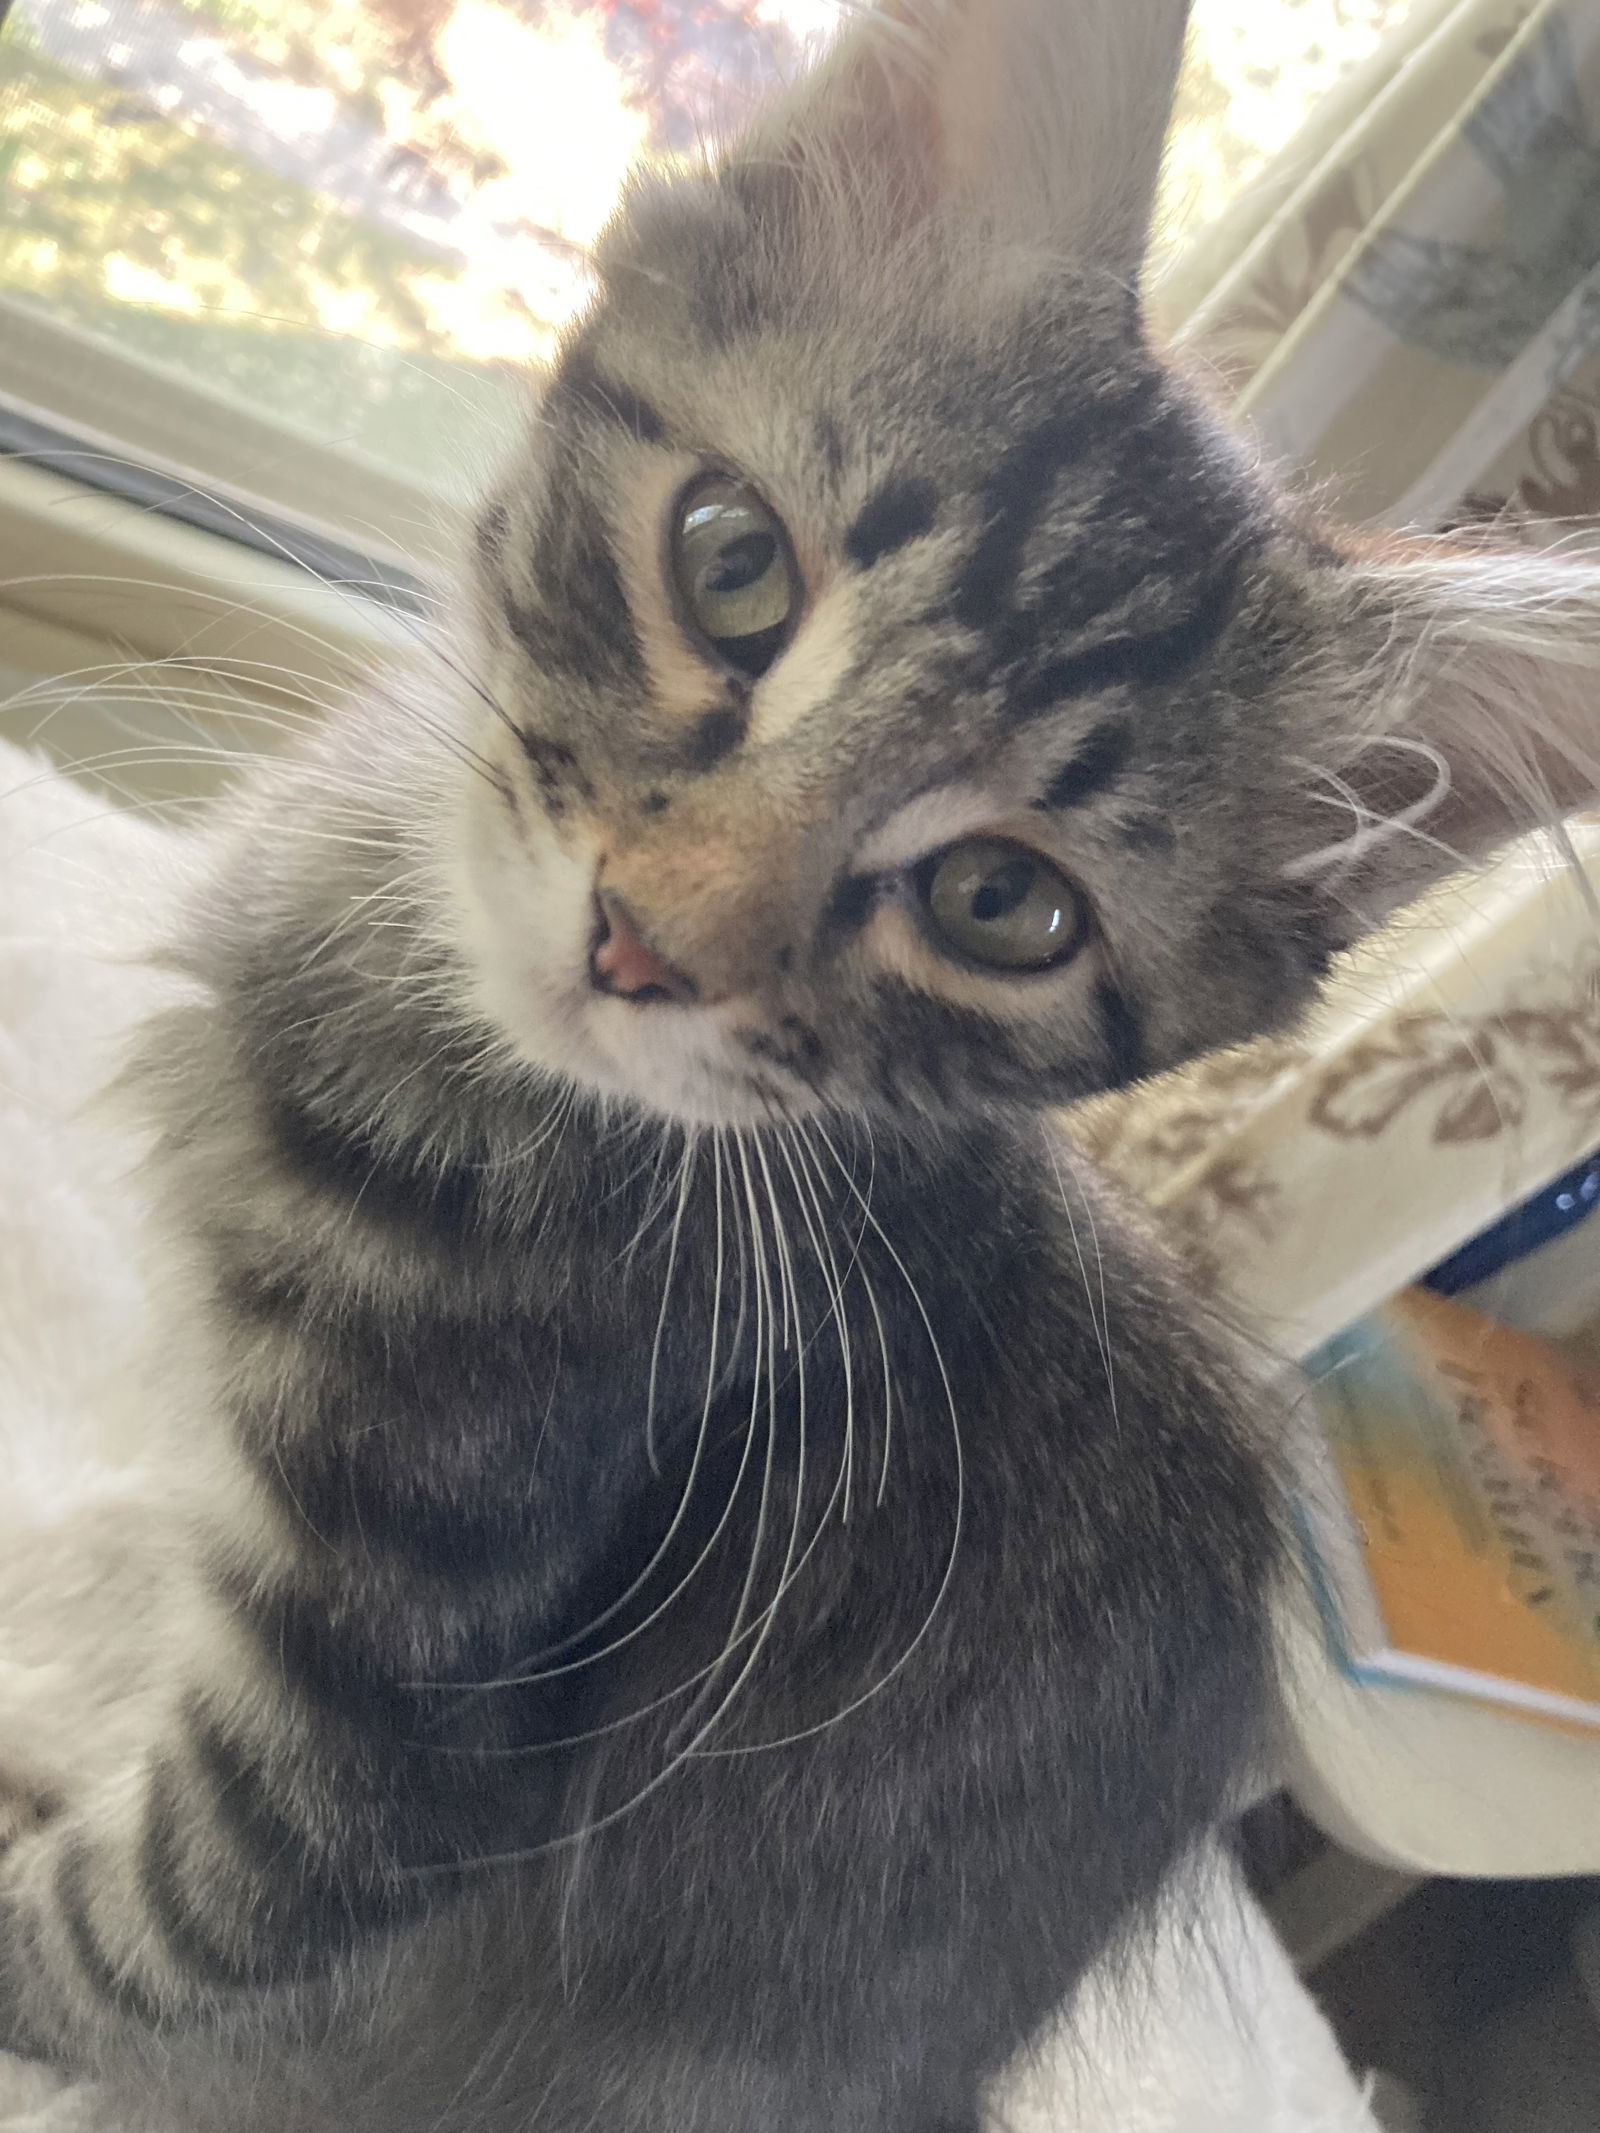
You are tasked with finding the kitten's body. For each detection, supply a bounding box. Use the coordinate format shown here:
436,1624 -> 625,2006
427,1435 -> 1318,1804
3,0 -> 1600,2124
13,737 -> 1271,2128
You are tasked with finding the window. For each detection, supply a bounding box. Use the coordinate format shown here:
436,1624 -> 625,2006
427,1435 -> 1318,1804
0,0 -> 1425,572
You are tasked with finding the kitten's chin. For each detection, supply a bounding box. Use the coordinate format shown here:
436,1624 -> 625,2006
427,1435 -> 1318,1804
586,1008 -> 822,1129
491,977 -> 820,1129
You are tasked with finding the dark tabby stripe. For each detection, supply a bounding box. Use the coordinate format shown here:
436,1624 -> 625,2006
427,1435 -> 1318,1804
823,874 -> 878,937
186,1708 -> 323,1881
815,413 -> 847,481
139,1759 -> 273,1992
513,482 -> 646,692
743,1017 -> 828,1082
217,1572 -> 417,1744
262,1091 -> 484,1249
549,343 -> 668,445
685,702 -> 747,771
1118,810 -> 1177,856
531,729 -> 599,807
1035,719 -> 1134,810
866,993 -> 1089,1112
475,502 -> 511,562
240,1412 -> 530,1585
146,1722 -> 424,1991
213,1257 -> 310,1330
845,478 -> 939,570
949,417 -> 1091,636
518,728 -> 595,817
1095,978 -> 1148,1084
54,1839 -> 169,2027
216,1563 -> 544,1805
1005,561 -> 1247,724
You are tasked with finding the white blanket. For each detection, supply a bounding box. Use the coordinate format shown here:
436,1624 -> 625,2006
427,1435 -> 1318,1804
0,741 -> 1379,2130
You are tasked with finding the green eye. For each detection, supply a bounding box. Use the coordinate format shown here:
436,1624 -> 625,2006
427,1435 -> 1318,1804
918,839 -> 1087,971
670,476 -> 799,678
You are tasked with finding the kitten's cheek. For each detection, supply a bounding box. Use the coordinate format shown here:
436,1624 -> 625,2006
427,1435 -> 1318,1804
445,790 -> 602,1046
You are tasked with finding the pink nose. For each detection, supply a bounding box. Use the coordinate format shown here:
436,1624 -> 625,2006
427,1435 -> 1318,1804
589,891 -> 697,1005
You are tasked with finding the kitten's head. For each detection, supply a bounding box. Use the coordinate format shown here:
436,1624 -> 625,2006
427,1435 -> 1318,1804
439,0 -> 1600,1128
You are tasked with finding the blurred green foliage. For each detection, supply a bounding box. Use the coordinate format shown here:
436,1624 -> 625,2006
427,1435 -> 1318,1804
0,25 -> 521,491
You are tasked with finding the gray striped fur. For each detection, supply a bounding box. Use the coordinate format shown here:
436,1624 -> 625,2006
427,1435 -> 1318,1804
5,0 -> 1600,2126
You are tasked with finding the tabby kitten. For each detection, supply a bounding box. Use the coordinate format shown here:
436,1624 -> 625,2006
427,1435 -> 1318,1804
3,0 -> 1598,2127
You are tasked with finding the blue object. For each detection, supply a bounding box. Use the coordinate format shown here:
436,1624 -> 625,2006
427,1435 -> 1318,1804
1422,1148 -> 1600,1296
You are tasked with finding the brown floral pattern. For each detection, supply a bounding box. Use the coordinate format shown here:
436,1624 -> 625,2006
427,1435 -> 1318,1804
1519,388 -> 1600,518
1308,1014 -> 1529,1142
1070,1038 -> 1308,1178
1077,948 -> 1600,1311
1499,991 -> 1600,1114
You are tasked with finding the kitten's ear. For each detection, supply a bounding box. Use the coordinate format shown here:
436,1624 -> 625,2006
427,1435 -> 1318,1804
737,0 -> 1192,276
1294,543 -> 1600,926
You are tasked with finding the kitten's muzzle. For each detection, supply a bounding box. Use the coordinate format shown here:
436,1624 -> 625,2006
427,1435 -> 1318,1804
589,889 -> 699,1006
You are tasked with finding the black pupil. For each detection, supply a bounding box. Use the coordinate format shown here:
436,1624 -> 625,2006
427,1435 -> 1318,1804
970,859 -> 1037,924
704,530 -> 776,600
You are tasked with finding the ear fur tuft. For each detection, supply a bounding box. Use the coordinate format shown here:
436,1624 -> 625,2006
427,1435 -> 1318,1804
732,0 -> 1193,278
